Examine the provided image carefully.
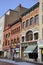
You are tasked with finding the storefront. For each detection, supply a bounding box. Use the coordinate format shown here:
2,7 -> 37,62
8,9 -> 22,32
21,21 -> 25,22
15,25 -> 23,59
38,40 -> 43,62
21,41 -> 38,61
15,45 -> 20,58
21,43 -> 28,60
24,45 -> 38,61
0,50 -> 4,57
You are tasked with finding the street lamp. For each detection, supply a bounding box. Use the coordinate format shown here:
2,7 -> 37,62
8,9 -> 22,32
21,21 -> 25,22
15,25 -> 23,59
9,43 -> 16,60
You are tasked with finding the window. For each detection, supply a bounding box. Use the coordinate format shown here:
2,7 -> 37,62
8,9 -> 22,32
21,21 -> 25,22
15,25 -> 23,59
28,20 -> 30,25
22,36 -> 24,42
17,37 -> 20,43
11,27 -> 20,34
17,27 -> 20,32
22,22 -> 26,28
11,39 -> 13,44
14,39 -> 16,43
26,31 -> 33,41
34,33 -> 38,40
35,15 -> 39,24
5,40 -> 7,46
6,33 -> 10,38
30,17 -> 34,25
26,20 -> 29,27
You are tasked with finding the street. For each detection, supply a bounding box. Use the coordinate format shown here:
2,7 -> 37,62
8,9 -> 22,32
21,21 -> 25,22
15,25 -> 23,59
0,62 -> 16,65
0,59 -> 43,65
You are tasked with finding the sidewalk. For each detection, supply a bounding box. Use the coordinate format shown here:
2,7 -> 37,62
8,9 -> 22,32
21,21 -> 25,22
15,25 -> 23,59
26,60 -> 43,65
0,58 -> 43,65
0,59 -> 30,65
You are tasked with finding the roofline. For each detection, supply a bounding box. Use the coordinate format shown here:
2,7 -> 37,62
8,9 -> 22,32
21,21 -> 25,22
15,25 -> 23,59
0,9 -> 19,18
0,2 -> 39,18
21,2 -> 39,17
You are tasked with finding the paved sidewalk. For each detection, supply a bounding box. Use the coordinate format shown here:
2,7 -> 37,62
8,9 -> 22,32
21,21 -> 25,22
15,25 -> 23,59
0,59 -> 43,65
0,59 -> 29,65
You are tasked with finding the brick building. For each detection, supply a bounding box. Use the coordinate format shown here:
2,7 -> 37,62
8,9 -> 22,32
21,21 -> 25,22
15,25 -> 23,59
2,5 -> 28,58
0,0 -> 43,62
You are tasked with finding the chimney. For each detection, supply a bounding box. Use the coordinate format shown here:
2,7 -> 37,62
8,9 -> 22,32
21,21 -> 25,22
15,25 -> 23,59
19,4 -> 21,7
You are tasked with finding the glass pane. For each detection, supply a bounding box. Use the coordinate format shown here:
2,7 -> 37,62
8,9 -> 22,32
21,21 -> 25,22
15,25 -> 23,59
22,36 -> 24,42
35,15 -> 39,24
26,20 -> 29,27
30,17 -> 34,25
34,33 -> 38,40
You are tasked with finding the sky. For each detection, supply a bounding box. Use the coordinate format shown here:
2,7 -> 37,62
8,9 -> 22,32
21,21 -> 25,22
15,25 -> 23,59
0,0 -> 38,17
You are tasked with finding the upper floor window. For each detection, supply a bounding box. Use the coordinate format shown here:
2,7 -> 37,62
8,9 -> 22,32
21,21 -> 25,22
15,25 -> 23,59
30,17 -> 34,25
35,15 -> 39,24
26,20 -> 29,27
17,37 -> 20,43
22,36 -> 24,42
11,27 -> 20,34
6,33 -> 10,38
5,40 -> 7,46
22,22 -> 26,28
34,33 -> 38,40
14,39 -> 16,43
26,31 -> 33,41
11,39 -> 13,44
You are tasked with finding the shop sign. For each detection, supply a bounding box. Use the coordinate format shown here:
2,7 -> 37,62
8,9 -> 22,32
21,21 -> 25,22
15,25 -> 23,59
21,43 -> 28,47
12,44 -> 16,48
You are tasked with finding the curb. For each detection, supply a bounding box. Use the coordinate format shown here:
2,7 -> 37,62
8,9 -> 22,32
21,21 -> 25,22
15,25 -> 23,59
26,61 -> 43,65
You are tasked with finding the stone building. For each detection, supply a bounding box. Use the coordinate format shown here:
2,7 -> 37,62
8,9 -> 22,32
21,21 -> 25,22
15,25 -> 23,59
20,0 -> 43,62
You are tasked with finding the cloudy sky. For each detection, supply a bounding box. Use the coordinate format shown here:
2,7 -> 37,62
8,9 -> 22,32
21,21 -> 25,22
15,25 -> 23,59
0,0 -> 38,17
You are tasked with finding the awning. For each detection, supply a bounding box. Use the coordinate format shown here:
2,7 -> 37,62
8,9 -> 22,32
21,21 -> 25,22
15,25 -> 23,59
15,48 -> 20,53
24,45 -> 37,54
21,43 -> 28,47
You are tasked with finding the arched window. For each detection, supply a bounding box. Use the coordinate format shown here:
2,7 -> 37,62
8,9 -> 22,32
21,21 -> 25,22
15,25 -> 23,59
26,31 -> 33,41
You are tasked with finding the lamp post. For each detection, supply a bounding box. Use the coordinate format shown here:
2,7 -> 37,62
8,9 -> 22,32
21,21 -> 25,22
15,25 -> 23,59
9,43 -> 16,60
